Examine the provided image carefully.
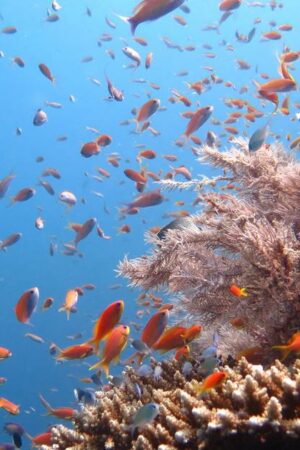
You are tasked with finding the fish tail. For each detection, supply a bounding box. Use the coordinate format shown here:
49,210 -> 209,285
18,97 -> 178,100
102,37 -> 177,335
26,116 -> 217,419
241,288 -> 248,297
272,345 -> 290,360
39,394 -> 53,413
89,360 -> 109,376
114,13 -> 137,34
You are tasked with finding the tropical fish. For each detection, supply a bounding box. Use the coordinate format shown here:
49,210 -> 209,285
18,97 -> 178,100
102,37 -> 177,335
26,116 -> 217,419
0,174 -> 15,199
80,141 -> 100,158
193,371 -> 227,396
39,395 -> 76,420
219,0 -> 241,11
15,287 -> 39,324
29,432 -> 53,447
58,289 -> 78,320
87,300 -> 124,352
0,347 -> 12,360
10,188 -> 35,204
141,309 -> 169,348
70,218 -> 97,245
59,191 -> 77,206
0,232 -> 22,251
56,344 -> 94,360
174,345 -> 190,360
183,106 -> 213,138
105,73 -> 124,101
272,331 -> 300,360
117,0 -> 185,35
136,98 -> 161,125
248,123 -> 269,151
126,403 -> 159,435
0,397 -> 20,415
152,326 -> 187,352
89,324 -> 130,376
33,109 -> 48,126
229,284 -> 248,297
38,63 -> 55,82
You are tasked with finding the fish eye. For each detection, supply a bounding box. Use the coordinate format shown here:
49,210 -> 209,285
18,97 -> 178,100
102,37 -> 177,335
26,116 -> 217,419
30,289 -> 34,294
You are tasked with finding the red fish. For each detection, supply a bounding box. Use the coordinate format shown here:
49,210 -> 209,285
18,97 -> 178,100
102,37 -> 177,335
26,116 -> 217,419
10,188 -> 35,204
229,284 -> 248,297
39,395 -> 76,420
152,326 -> 187,352
15,287 -> 39,324
272,331 -> 300,360
0,347 -> 12,360
141,309 -> 169,348
118,0 -> 185,35
183,106 -> 213,138
56,344 -> 94,360
0,397 -> 20,415
219,0 -> 241,11
0,232 -> 22,251
194,371 -> 227,396
38,63 -> 55,82
174,344 -> 190,360
87,300 -> 124,352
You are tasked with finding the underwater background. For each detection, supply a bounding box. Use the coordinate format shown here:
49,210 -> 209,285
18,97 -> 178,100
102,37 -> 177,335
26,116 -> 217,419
0,0 -> 300,445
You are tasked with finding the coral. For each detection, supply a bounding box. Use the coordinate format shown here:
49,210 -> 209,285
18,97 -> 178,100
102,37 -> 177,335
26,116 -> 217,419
118,139 -> 300,359
47,357 -> 300,450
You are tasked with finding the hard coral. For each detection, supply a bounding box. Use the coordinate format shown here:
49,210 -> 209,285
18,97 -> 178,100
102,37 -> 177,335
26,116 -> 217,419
118,139 -> 300,359
49,358 -> 300,450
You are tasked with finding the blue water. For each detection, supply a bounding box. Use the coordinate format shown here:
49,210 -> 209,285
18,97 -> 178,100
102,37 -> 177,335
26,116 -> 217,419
0,0 -> 299,444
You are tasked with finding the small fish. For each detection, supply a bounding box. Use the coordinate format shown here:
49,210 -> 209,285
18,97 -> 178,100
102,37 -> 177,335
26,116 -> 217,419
89,324 -> 130,376
272,331 -> 300,360
56,344 -> 94,360
105,73 -> 124,101
0,174 -> 15,198
126,403 -> 159,435
25,333 -> 45,344
0,347 -> 12,360
141,309 -> 169,348
11,188 -> 35,204
122,46 -> 141,66
117,0 -> 185,34
0,397 -> 20,415
229,284 -> 248,297
152,326 -> 187,352
193,371 -> 227,396
15,287 -> 39,324
74,388 -> 96,406
87,300 -> 124,352
35,216 -> 45,230
58,289 -> 78,320
248,123 -> 269,151
0,232 -> 22,251
183,106 -> 213,138
39,395 -> 76,420
33,109 -> 48,126
59,191 -> 77,206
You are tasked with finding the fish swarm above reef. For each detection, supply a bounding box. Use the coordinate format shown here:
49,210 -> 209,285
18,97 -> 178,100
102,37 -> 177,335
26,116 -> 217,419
48,357 -> 300,449
119,138 -> 300,361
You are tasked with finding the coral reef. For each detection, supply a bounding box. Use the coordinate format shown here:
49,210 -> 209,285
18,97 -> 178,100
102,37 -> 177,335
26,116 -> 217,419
118,139 -> 300,359
48,357 -> 300,450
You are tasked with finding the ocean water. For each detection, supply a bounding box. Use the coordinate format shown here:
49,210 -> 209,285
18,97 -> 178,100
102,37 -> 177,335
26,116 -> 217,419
0,0 -> 299,445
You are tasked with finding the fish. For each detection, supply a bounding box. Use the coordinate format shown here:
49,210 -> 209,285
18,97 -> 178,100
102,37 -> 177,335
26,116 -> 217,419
126,403 -> 159,435
229,284 -> 248,297
136,98 -> 161,125
10,188 -> 35,204
122,46 -> 141,66
141,309 -> 169,348
117,0 -> 185,35
38,63 -> 55,82
70,218 -> 97,245
0,232 -> 22,251
15,287 -> 39,324
29,432 -> 53,446
248,123 -> 269,151
152,326 -> 187,352
157,217 -> 199,241
258,78 -> 296,93
125,189 -> 164,212
87,300 -> 124,352
74,388 -> 96,406
0,347 -> 12,360
39,395 -> 76,420
59,191 -> 77,206
272,331 -> 300,360
89,324 -> 130,376
105,73 -> 124,101
0,174 -> 15,198
183,106 -> 213,138
58,289 -> 78,320
219,0 -> 241,11
193,371 -> 227,396
33,108 -> 48,126
0,398 -> 20,415
174,344 -> 190,360
56,344 -> 94,360
25,333 -> 45,344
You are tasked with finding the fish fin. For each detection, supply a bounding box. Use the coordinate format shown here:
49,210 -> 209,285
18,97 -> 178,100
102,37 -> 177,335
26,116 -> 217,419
39,394 -> 53,413
272,345 -> 290,361
241,288 -> 248,297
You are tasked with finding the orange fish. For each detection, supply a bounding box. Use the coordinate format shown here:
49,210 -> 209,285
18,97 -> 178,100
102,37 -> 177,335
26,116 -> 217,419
194,371 -> 226,396
89,324 -> 130,376
95,134 -> 112,147
87,300 -> 124,352
174,344 -> 190,361
0,397 -> 20,415
141,309 -> 169,348
183,325 -> 202,343
15,287 -> 39,324
10,187 -> 36,204
39,394 -> 76,420
42,297 -> 54,310
229,284 -> 248,297
280,96 -> 290,115
183,106 -> 213,138
258,78 -> 296,93
56,344 -> 94,360
219,0 -> 241,11
152,326 -> 187,352
58,289 -> 78,320
124,169 -> 147,184
272,331 -> 300,360
0,346 -> 12,360
145,51 -> 153,69
136,98 -> 160,125
30,432 -> 53,446
81,141 -> 100,158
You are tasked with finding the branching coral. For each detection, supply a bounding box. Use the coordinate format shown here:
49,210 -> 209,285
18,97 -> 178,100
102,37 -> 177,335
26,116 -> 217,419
118,139 -> 300,359
48,357 -> 300,450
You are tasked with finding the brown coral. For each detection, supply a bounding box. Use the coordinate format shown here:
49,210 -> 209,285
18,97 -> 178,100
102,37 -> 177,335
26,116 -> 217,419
49,357 -> 300,450
118,140 -> 300,359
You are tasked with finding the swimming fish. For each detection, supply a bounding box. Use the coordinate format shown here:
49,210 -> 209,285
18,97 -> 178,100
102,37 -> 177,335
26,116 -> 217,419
89,324 -> 130,376
0,347 -> 12,360
126,403 -> 159,435
183,106 -> 213,138
0,233 -> 22,251
193,371 -> 227,396
56,344 -> 94,360
58,289 -> 78,320
0,398 -> 20,415
272,331 -> 300,360
39,395 -> 76,420
15,287 -> 39,324
229,284 -> 248,297
141,309 -> 169,348
117,0 -> 185,35
248,123 -> 269,151
87,300 -> 124,352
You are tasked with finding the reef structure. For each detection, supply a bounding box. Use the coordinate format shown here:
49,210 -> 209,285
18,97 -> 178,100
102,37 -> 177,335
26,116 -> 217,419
48,357 -> 300,450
